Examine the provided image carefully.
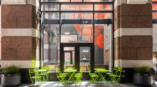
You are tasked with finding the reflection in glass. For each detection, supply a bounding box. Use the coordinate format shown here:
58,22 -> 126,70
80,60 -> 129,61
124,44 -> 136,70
61,4 -> 93,11
41,4 -> 59,11
153,4 -> 157,11
95,4 -> 112,11
42,13 -> 59,20
94,24 -> 112,70
80,47 -> 91,72
43,24 -> 59,72
153,13 -> 157,19
61,24 -> 93,43
61,13 -> 93,19
84,0 -> 113,2
64,47 -> 75,70
94,13 -> 112,19
41,0 -> 69,2
71,0 -> 82,2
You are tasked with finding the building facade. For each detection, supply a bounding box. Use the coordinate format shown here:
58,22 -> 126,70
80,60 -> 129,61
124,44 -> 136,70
0,0 -> 154,83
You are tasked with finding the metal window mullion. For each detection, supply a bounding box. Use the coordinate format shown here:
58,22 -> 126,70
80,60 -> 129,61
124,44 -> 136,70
91,3 -> 95,73
41,2 -> 113,4
41,11 -> 113,13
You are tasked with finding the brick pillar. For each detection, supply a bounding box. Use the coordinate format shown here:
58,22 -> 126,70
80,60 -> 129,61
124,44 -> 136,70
114,0 -> 153,83
1,1 -> 40,69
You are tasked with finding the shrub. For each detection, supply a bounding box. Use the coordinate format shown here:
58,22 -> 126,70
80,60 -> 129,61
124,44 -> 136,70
134,66 -> 151,73
4,65 -> 20,74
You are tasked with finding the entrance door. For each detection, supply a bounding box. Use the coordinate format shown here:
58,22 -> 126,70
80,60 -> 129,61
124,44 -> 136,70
60,43 -> 94,73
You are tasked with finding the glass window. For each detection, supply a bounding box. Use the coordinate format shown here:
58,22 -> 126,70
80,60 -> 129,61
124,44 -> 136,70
95,13 -> 112,19
61,13 -> 93,19
153,12 -> 157,19
84,0 -> 113,2
42,13 -> 59,20
80,47 -> 91,72
94,4 -> 112,11
41,0 -> 69,2
153,4 -> 157,11
64,47 -> 75,70
41,4 -> 59,11
94,24 -> 112,70
71,0 -> 82,2
61,4 -> 93,11
43,24 -> 60,72
61,24 -> 93,43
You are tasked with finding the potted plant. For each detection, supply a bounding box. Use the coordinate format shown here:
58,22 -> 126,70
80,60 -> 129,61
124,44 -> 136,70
1,65 -> 21,87
133,66 -> 153,86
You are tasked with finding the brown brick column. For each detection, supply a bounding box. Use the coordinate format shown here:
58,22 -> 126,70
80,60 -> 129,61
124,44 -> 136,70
114,1 -> 153,68
1,4 -> 40,68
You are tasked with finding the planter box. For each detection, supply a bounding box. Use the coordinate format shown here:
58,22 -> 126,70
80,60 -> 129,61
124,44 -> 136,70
133,73 -> 153,86
1,74 -> 21,87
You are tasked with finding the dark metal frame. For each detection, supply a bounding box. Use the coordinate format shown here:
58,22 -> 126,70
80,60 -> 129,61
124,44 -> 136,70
64,51 -> 73,64
60,43 -> 94,72
40,0 -> 114,72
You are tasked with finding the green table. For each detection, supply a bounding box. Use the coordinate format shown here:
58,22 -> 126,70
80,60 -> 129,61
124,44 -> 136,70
37,69 -> 47,72
94,68 -> 109,84
64,68 -> 77,84
36,69 -> 47,81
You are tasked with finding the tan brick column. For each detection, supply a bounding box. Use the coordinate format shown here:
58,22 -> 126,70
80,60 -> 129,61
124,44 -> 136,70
1,0 -> 40,68
114,0 -> 153,82
114,0 -> 153,68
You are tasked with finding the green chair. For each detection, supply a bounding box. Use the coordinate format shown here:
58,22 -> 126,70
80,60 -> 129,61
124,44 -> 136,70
29,69 -> 42,84
39,66 -> 49,81
56,67 -> 68,86
87,67 -> 99,85
74,67 -> 84,86
109,67 -> 122,85
106,67 -> 118,81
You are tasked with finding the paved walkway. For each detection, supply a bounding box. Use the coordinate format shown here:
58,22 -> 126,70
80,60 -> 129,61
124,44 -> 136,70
1,81 -> 157,87
18,81 -> 136,87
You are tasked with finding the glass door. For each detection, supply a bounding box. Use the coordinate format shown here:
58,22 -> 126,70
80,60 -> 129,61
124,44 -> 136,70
80,47 -> 91,72
63,47 -> 75,70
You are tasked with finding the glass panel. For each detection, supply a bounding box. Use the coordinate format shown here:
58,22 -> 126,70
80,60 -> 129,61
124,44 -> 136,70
153,4 -> 157,11
153,12 -> 157,19
61,4 -> 93,11
41,0 -> 69,2
44,31 -> 49,63
64,47 -> 75,70
71,0 -> 82,2
80,47 -> 91,72
42,12 -> 59,20
41,4 -> 59,11
94,24 -> 111,70
61,24 -> 93,43
94,4 -> 112,11
95,13 -> 112,19
43,24 -> 60,72
84,0 -> 113,2
61,13 -> 93,19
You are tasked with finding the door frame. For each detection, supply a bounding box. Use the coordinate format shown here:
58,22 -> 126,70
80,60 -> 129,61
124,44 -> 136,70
60,43 -> 94,73
64,51 -> 73,64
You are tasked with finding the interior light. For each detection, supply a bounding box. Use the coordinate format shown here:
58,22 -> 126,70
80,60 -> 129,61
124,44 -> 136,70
64,32 -> 70,36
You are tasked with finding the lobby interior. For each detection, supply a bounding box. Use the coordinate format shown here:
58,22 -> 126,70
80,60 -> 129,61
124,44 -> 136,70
0,0 -> 157,87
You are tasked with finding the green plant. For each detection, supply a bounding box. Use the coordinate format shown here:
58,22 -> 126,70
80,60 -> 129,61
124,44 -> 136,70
134,66 -> 151,73
4,65 -> 20,74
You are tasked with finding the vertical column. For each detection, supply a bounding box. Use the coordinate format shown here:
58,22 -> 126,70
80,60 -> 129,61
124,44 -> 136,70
1,0 -> 40,69
114,0 -> 153,83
